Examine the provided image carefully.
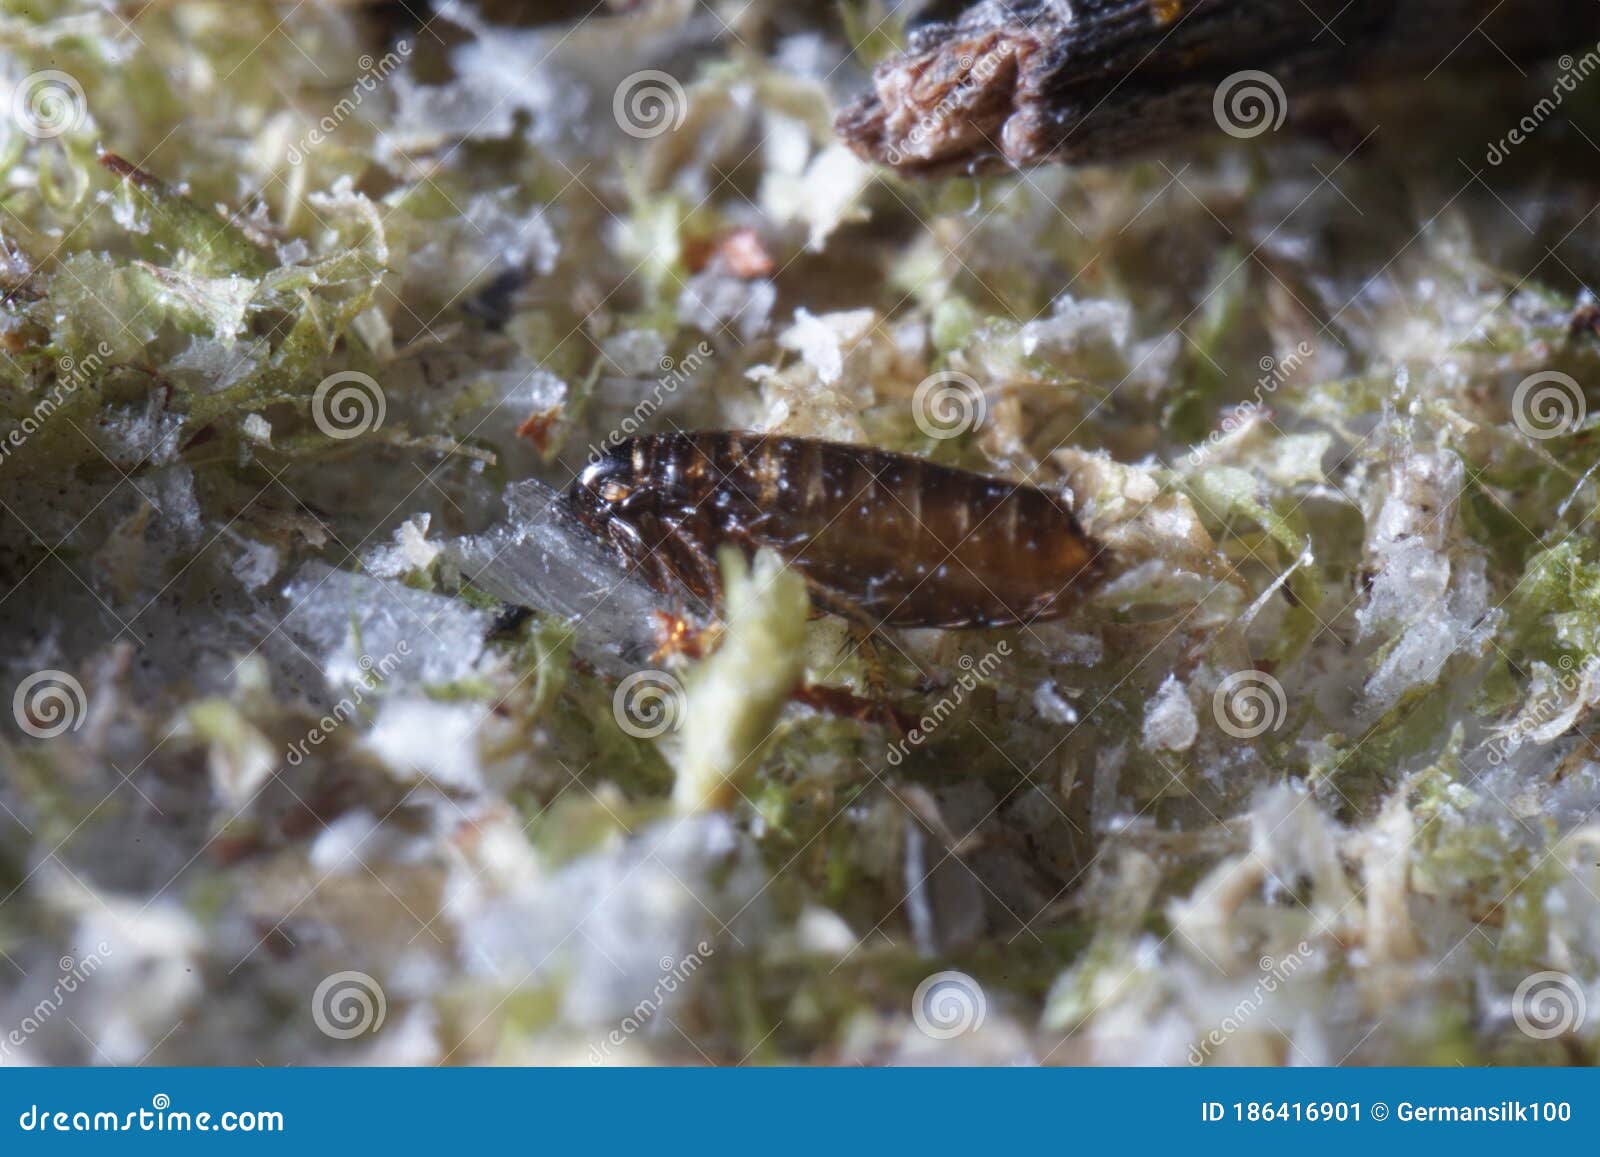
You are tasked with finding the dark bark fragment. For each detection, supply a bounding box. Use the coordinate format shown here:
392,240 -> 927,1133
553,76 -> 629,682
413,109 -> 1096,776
836,0 -> 1600,176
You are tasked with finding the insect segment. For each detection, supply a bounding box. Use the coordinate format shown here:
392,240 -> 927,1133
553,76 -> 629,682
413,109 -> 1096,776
563,432 -> 1107,630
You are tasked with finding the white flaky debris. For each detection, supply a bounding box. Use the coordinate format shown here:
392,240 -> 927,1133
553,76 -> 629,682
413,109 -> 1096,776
1352,786 -> 1422,965
762,142 -> 872,250
677,270 -> 776,343
1021,294 -> 1131,363
444,480 -> 673,672
39,871 -> 204,1066
363,697 -> 491,794
1499,658 -> 1600,755
458,812 -> 767,1044
364,514 -> 442,581
1142,675 -> 1199,752
227,532 -> 280,591
792,906 -> 858,958
778,308 -> 877,387
169,336 -> 267,391
1251,784 -> 1355,920
1357,446 -> 1500,713
281,563 -> 491,691
387,18 -> 584,151
1033,681 -> 1079,725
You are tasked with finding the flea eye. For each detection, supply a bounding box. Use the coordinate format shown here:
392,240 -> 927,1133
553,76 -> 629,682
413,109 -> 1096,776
599,481 -> 632,503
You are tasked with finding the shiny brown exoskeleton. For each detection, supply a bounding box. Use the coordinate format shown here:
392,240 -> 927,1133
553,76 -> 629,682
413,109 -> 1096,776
563,432 -> 1107,629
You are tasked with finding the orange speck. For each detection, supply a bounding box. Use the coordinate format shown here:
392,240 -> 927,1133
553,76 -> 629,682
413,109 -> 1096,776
516,405 -> 563,453
683,226 -> 775,280
649,610 -> 720,664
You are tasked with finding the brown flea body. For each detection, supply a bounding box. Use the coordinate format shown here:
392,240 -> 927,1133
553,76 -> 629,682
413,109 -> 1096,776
563,432 -> 1106,629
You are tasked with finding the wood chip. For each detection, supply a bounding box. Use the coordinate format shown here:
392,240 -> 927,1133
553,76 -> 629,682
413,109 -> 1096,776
836,0 -> 1600,176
